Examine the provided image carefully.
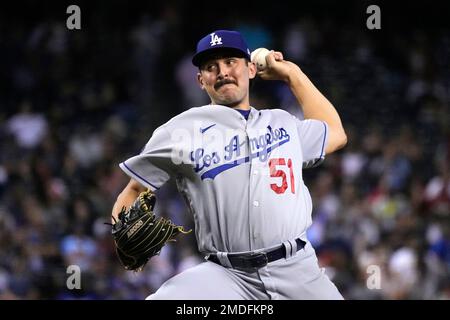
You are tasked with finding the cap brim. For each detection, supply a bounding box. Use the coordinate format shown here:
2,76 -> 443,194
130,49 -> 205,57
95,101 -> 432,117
192,47 -> 250,67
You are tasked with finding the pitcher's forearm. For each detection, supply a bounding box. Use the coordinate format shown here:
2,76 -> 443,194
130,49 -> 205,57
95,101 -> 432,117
111,179 -> 146,222
112,191 -> 139,222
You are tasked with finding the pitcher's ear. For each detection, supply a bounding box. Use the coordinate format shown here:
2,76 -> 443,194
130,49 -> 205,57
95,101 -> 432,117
197,72 -> 205,90
249,61 -> 257,80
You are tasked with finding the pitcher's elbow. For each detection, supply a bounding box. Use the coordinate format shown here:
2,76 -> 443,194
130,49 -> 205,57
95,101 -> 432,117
332,129 -> 347,151
339,131 -> 348,149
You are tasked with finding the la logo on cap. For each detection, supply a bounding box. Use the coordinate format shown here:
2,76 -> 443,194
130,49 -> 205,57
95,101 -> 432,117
210,32 -> 222,46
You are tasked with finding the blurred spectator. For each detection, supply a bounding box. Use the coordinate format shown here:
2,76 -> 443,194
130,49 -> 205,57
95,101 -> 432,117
175,53 -> 210,108
424,158 -> 450,216
5,101 -> 48,149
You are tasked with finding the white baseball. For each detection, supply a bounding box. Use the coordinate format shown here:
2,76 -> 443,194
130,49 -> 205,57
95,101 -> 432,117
251,48 -> 270,71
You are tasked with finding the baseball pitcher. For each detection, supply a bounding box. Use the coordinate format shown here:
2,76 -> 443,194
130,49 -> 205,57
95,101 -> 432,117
111,30 -> 347,299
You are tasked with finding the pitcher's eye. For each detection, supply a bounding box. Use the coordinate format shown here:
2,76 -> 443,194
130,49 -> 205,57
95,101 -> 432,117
206,64 -> 217,72
226,58 -> 237,65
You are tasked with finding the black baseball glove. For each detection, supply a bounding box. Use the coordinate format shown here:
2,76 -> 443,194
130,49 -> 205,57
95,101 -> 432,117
111,190 -> 190,271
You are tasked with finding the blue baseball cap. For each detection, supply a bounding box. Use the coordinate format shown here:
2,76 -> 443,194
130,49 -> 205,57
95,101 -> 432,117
192,30 -> 251,67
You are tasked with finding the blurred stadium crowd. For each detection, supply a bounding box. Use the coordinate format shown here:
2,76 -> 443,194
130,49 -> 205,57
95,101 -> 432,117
0,2 -> 449,299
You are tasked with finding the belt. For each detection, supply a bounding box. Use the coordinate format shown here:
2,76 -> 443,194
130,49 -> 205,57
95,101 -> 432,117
208,238 -> 306,272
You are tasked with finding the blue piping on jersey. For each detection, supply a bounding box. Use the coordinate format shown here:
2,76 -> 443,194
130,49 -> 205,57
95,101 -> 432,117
307,121 -> 327,168
319,121 -> 327,159
121,161 -> 160,190
200,137 -> 290,180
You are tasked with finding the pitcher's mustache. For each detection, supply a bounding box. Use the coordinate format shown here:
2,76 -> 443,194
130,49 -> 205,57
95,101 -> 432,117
215,79 -> 236,90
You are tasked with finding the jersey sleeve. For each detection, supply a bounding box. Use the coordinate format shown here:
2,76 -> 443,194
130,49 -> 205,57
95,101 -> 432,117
119,125 -> 174,191
294,118 -> 328,169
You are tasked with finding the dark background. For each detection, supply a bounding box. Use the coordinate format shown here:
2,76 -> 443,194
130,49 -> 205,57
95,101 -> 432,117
0,0 -> 449,299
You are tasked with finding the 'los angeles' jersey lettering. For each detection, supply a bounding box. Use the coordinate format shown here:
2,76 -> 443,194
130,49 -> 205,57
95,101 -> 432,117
190,126 -> 290,179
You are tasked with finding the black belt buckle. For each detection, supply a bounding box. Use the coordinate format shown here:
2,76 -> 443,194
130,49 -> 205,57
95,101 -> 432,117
232,252 -> 268,272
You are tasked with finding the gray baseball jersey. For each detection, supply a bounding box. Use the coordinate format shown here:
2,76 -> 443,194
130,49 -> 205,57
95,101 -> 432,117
120,105 -> 327,254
